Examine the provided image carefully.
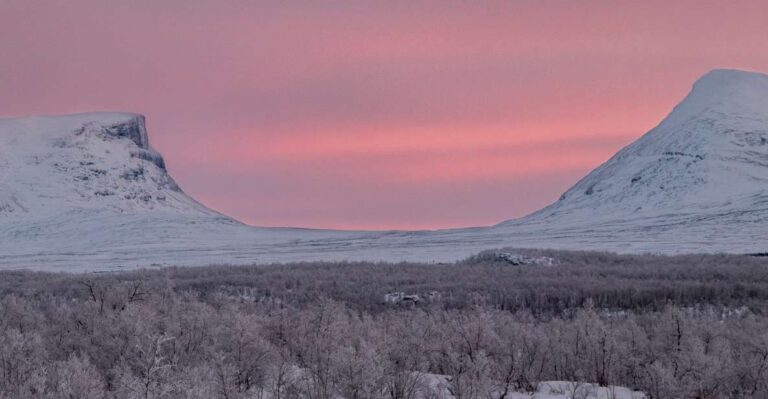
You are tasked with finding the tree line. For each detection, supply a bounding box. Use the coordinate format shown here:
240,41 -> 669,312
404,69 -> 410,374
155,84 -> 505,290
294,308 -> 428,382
0,250 -> 767,398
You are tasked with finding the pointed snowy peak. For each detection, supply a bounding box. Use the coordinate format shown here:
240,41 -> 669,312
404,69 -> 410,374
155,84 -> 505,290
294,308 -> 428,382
693,68 -> 768,90
502,69 -> 768,225
663,69 -> 768,126
691,68 -> 768,95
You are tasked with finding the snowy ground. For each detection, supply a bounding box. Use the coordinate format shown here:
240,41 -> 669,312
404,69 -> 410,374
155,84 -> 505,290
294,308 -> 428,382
2,206 -> 768,271
397,375 -> 646,399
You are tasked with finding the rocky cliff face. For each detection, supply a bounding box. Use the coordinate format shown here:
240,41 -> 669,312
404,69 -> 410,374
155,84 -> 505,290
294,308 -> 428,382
0,113 -> 217,218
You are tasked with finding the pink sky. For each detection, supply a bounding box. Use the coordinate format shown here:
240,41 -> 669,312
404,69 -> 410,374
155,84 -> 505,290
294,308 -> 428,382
2,1 -> 768,229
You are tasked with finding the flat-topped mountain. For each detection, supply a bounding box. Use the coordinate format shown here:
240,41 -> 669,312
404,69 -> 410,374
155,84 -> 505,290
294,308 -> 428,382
2,69 -> 768,271
0,113 -> 222,219
0,113 -> 355,270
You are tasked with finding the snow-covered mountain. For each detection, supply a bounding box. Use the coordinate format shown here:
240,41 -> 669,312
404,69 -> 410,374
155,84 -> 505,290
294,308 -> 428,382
510,69 -> 768,225
2,69 -> 768,271
0,113 -> 220,218
486,69 -> 768,253
0,113 -> 363,270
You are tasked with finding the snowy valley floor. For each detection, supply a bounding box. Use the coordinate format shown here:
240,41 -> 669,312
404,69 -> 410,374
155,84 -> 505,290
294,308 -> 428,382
2,249 -> 768,398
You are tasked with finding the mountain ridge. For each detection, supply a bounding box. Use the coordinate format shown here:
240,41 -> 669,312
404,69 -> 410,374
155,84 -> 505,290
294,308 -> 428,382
3,69 -> 768,270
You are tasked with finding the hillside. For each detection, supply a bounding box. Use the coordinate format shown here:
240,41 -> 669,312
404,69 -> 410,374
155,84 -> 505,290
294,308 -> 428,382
2,69 -> 768,270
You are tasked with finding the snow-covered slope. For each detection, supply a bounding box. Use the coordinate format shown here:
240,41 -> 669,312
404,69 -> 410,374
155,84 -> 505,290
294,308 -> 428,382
485,69 -> 768,253
510,69 -> 768,225
2,69 -> 768,271
0,113 -> 220,218
0,113 -> 363,270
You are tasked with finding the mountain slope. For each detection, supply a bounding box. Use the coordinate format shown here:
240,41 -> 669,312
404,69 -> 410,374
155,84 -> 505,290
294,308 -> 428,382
508,69 -> 768,225
0,113 -> 363,270
0,113 -> 221,219
2,69 -> 768,271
